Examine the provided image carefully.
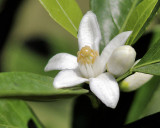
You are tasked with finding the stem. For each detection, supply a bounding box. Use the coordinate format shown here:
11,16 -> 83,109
116,70 -> 133,82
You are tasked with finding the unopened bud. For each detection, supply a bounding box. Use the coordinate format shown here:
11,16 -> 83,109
120,72 -> 153,92
107,45 -> 136,77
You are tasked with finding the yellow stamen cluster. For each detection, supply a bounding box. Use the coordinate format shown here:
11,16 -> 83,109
77,46 -> 98,64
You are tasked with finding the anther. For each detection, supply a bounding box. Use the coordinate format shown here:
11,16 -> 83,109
77,45 -> 98,64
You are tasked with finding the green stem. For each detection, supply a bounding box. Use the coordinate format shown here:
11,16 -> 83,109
116,70 -> 133,82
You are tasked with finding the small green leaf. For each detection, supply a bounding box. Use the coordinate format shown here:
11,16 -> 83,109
0,72 -> 88,100
133,40 -> 160,75
125,0 -> 160,45
0,99 -> 43,128
39,0 -> 83,37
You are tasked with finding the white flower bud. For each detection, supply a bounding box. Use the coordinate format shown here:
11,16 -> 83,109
120,72 -> 153,92
107,45 -> 136,77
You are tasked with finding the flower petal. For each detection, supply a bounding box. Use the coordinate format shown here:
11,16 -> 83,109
78,11 -> 101,51
120,72 -> 153,92
44,53 -> 78,71
100,31 -> 132,63
107,45 -> 136,77
54,69 -> 88,88
89,72 -> 119,108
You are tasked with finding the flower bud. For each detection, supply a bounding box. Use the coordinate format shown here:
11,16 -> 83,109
120,72 -> 153,92
107,45 -> 136,77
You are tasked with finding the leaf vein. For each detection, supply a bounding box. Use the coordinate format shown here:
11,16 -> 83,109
55,0 -> 78,32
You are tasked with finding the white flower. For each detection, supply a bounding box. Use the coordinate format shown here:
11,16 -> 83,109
45,11 -> 136,108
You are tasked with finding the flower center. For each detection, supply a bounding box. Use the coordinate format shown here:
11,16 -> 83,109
77,46 -> 98,64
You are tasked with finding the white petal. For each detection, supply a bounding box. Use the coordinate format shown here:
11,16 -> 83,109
107,45 -> 136,77
101,31 -> 132,63
89,72 -> 119,108
78,11 -> 101,51
132,59 -> 141,67
53,69 -> 88,88
92,56 -> 106,77
44,53 -> 78,71
120,72 -> 153,92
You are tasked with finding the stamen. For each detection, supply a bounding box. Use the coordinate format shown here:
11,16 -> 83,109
77,45 -> 99,64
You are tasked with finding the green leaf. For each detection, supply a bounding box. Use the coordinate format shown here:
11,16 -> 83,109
140,82 -> 160,118
125,0 -> 160,45
39,0 -> 83,38
91,0 -> 160,49
133,63 -> 160,75
0,99 -> 43,128
0,72 -> 88,100
90,0 -> 142,49
133,40 -> 160,75
126,76 -> 160,124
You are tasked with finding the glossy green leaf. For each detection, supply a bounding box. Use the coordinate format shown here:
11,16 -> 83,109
0,99 -> 43,128
91,0 -> 160,50
0,72 -> 88,100
39,0 -> 83,38
126,76 -> 160,124
133,40 -> 160,75
125,0 -> 160,45
90,0 -> 142,49
133,63 -> 160,75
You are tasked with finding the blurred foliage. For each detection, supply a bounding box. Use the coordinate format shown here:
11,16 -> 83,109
0,0 -> 88,128
28,99 -> 74,128
0,0 -> 5,12
126,76 -> 160,123
0,99 -> 43,128
150,25 -> 160,47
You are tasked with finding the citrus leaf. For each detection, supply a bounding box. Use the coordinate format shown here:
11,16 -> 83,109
39,0 -> 83,37
90,0 -> 142,49
133,40 -> 160,75
91,0 -> 160,50
133,63 -> 160,75
0,99 -> 43,128
0,72 -> 88,100
125,0 -> 160,45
